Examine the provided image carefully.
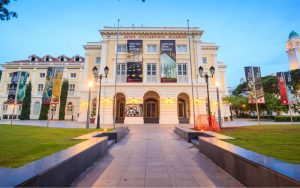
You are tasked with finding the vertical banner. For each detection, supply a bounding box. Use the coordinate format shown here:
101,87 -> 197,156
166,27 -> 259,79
127,62 -> 143,82
284,71 -> 296,105
244,66 -> 265,104
42,67 -> 55,104
17,72 -> 29,104
277,72 -> 289,105
160,40 -> 177,82
52,67 -> 64,104
7,72 -> 19,104
127,40 -> 143,62
127,40 -> 143,82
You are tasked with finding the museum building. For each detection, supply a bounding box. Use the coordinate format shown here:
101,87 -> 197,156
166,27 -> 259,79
0,27 -> 229,125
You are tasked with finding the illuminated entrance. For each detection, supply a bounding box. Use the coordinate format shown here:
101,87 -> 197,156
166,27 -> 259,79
178,93 -> 190,123
115,93 -> 126,123
143,91 -> 160,123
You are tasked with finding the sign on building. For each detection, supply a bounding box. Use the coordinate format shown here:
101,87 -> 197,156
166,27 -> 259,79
160,40 -> 177,82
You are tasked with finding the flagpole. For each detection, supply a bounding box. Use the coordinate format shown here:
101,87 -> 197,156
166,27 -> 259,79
187,19 -> 196,127
11,70 -> 22,126
46,67 -> 57,127
113,19 -> 120,129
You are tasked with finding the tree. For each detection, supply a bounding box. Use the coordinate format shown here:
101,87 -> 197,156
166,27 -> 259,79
291,69 -> 300,97
59,79 -> 69,120
260,93 -> 288,115
232,75 -> 279,96
223,95 -> 250,116
39,104 -> 49,120
0,0 -> 17,21
19,81 -> 32,120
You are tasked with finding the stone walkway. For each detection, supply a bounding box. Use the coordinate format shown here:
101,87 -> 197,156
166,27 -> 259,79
71,125 -> 243,187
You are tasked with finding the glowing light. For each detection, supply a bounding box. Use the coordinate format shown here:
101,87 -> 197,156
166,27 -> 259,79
88,81 -> 93,88
215,81 -> 220,88
167,98 -> 171,104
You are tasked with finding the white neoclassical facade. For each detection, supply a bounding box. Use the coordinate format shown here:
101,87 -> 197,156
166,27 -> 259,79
77,27 -> 230,125
0,27 -> 230,125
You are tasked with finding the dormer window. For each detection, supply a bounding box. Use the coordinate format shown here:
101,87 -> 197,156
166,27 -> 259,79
45,57 -> 49,61
75,57 -> 80,61
31,57 -> 36,61
60,57 -> 64,62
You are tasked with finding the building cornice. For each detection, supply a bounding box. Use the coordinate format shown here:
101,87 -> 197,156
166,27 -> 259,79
83,42 -> 102,50
100,27 -> 203,37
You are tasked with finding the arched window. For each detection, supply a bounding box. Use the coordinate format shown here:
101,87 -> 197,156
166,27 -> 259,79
33,101 -> 41,115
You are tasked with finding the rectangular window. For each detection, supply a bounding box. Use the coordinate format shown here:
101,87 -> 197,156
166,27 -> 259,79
95,57 -> 101,64
117,44 -> 127,53
37,84 -> 44,92
202,57 -> 207,64
147,44 -> 157,53
147,64 -> 156,75
70,73 -> 76,78
176,45 -> 188,53
178,64 -> 187,75
178,64 -> 188,83
69,84 -> 75,91
9,73 -> 12,77
117,64 -> 126,75
40,73 -> 45,78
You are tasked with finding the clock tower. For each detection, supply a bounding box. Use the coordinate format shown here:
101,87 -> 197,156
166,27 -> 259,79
286,31 -> 300,70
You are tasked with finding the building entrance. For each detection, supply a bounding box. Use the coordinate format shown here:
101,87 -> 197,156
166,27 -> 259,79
115,93 -> 125,123
178,93 -> 190,123
143,91 -> 160,123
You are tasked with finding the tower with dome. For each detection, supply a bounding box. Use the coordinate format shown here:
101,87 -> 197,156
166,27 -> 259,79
286,30 -> 300,70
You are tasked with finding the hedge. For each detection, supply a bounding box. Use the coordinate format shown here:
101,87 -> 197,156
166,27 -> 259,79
236,114 -> 275,120
274,116 -> 300,122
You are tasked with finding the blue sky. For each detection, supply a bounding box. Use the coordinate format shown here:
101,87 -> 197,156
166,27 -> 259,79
0,0 -> 299,87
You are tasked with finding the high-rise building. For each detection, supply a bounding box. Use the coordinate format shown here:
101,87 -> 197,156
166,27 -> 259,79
286,31 -> 300,70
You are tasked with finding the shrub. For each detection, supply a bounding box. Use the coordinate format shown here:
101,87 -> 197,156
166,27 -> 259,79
274,116 -> 300,122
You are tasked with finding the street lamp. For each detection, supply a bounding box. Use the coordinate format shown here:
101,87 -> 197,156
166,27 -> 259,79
215,82 -> 222,128
86,81 -> 93,129
92,66 -> 109,129
198,66 -> 215,127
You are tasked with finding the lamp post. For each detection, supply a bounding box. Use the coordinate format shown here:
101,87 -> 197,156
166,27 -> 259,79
198,66 -> 215,127
92,66 -> 109,129
86,81 -> 93,129
215,82 -> 222,128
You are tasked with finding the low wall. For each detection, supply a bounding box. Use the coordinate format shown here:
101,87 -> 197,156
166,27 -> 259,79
174,125 -> 204,142
99,127 -> 130,143
198,136 -> 300,187
0,136 -> 108,187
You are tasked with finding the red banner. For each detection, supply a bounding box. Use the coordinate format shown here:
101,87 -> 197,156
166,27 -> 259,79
277,72 -> 290,105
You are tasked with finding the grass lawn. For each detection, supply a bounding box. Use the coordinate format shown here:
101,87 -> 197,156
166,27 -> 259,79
220,124 -> 300,164
0,124 -> 109,168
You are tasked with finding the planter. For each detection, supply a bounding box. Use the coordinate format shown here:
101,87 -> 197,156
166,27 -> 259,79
90,118 -> 95,124
224,117 -> 229,121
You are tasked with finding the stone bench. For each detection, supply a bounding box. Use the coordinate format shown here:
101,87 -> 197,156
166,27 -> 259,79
198,135 -> 300,187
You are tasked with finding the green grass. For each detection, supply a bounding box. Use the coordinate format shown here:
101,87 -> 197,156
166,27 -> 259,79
220,124 -> 300,164
0,124 -> 108,168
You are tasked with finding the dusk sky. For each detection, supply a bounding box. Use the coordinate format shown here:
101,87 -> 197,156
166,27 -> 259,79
1,0 -> 299,87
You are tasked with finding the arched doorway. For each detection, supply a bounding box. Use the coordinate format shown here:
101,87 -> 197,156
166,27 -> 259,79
177,93 -> 190,124
143,91 -> 160,123
115,93 -> 126,123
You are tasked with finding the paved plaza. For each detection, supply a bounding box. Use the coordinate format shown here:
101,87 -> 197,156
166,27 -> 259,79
71,124 -> 243,187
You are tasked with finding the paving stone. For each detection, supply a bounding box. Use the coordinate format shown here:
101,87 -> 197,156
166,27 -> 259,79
71,124 -> 243,187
